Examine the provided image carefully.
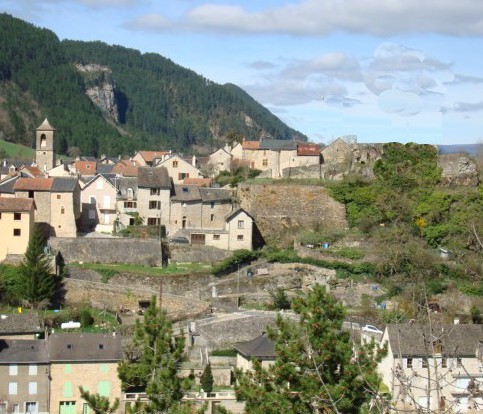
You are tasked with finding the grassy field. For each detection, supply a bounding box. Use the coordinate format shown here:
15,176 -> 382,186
0,139 -> 35,160
68,261 -> 212,277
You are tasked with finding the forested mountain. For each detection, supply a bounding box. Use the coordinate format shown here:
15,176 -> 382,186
0,13 -> 306,157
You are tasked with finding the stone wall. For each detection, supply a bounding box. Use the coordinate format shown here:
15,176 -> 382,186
49,237 -> 231,265
237,184 -> 347,246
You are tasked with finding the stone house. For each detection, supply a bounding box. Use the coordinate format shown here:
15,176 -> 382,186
234,334 -> 276,372
155,155 -> 201,184
0,339 -> 50,414
208,146 -> 232,176
379,324 -> 483,412
115,177 -> 138,227
48,332 -> 122,414
132,150 -> 169,167
0,313 -> 43,340
79,174 -> 117,233
320,137 -> 352,165
13,177 -> 80,238
224,208 -> 254,251
137,167 -> 171,227
0,197 -> 35,261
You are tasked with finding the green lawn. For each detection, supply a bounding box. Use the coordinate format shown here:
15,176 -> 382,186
68,261 -> 212,276
0,139 -> 35,160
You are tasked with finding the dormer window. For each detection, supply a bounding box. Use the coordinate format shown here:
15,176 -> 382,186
98,344 -> 104,350
67,344 -> 73,350
173,161 -> 178,168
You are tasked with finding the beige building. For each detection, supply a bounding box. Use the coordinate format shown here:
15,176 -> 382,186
48,333 -> 122,414
13,177 -> 80,238
156,155 -> 201,184
0,197 -> 35,261
321,137 -> 352,165
0,339 -> 50,414
137,167 -> 171,227
208,146 -> 232,176
234,334 -> 276,372
80,174 -> 117,233
132,150 -> 169,167
379,324 -> 483,413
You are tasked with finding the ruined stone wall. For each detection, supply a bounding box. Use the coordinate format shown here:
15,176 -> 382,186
237,184 -> 347,246
438,154 -> 479,186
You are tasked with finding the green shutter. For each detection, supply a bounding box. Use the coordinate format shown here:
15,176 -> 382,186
98,381 -> 110,397
64,381 -> 73,398
64,364 -> 72,374
100,364 -> 108,373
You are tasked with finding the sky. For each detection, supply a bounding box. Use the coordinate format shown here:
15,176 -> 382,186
2,0 -> 483,146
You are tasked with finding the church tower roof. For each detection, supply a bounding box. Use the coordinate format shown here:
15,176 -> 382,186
37,118 -> 55,131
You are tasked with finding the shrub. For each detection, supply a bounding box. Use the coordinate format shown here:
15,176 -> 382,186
211,250 -> 260,276
80,308 -> 94,327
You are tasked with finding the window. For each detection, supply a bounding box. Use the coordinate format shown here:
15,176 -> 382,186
28,382 -> 37,395
147,217 -> 160,225
98,344 -> 104,350
149,200 -> 160,209
262,159 -> 268,166
172,161 -> 178,168
8,382 -> 17,395
457,358 -> 462,367
210,214 -> 214,222
124,201 -> 137,208
90,196 -> 96,205
406,358 -> 413,369
178,172 -> 189,180
129,218 -> 135,226
237,220 -> 244,229
25,402 -> 38,414
442,358 -> 447,368
213,234 -> 220,240
57,194 -> 61,199
40,135 -> 47,148
14,212 -> 21,220
64,364 -> 72,374
28,191 -> 34,198
98,381 -> 111,397
13,229 -> 21,236
237,235 -> 244,241
29,365 -> 37,375
12,405 -> 19,413
61,207 -> 65,215
59,402 -> 75,414
150,188 -> 160,195
210,202 -> 215,209
64,381 -> 73,398
422,358 -> 428,368
127,188 -> 134,198
9,364 -> 18,375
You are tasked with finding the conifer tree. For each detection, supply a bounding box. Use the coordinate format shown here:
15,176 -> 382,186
118,296 -> 189,413
79,387 -> 120,414
235,284 -> 388,414
17,226 -> 57,308
200,363 -> 214,394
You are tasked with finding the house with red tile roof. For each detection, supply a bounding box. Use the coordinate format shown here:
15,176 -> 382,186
132,150 -> 170,167
0,197 -> 35,261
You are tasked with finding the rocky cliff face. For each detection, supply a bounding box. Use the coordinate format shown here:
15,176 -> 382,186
438,154 -> 479,186
75,63 -> 119,123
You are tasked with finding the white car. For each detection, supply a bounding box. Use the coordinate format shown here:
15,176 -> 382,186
362,324 -> 383,335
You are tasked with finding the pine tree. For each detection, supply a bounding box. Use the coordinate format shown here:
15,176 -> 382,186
17,226 -> 57,308
235,284 -> 388,414
118,296 -> 189,413
79,387 -> 120,414
200,363 -> 214,394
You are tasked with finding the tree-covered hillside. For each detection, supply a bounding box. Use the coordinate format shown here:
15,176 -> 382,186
0,13 -> 306,157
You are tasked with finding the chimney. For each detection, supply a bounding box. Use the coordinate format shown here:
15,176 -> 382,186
192,155 -> 197,167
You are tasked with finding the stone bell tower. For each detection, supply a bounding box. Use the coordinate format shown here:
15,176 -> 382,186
36,118 -> 55,172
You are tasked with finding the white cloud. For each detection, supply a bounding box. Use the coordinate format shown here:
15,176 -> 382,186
123,13 -> 173,31
178,0 -> 483,36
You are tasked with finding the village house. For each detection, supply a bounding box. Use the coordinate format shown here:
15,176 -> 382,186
13,177 -> 80,238
48,332 -> 123,414
379,323 -> 483,413
0,313 -> 43,340
79,174 -> 117,233
233,333 -> 276,372
0,197 -> 35,261
0,339 -> 50,414
208,146 -> 232,176
137,167 -> 171,227
155,154 -> 201,184
115,176 -> 138,228
132,150 -> 169,167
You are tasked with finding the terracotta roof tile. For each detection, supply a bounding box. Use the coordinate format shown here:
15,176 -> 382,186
22,165 -> 46,178
75,161 -> 97,176
138,151 -> 169,163
183,177 -> 212,187
14,177 -> 54,191
0,197 -> 35,212
241,141 -> 260,150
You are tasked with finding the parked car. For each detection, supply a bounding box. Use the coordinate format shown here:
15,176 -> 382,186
362,324 -> 383,335
169,236 -> 189,244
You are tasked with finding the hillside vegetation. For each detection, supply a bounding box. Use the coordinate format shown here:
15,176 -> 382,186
0,13 -> 306,157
